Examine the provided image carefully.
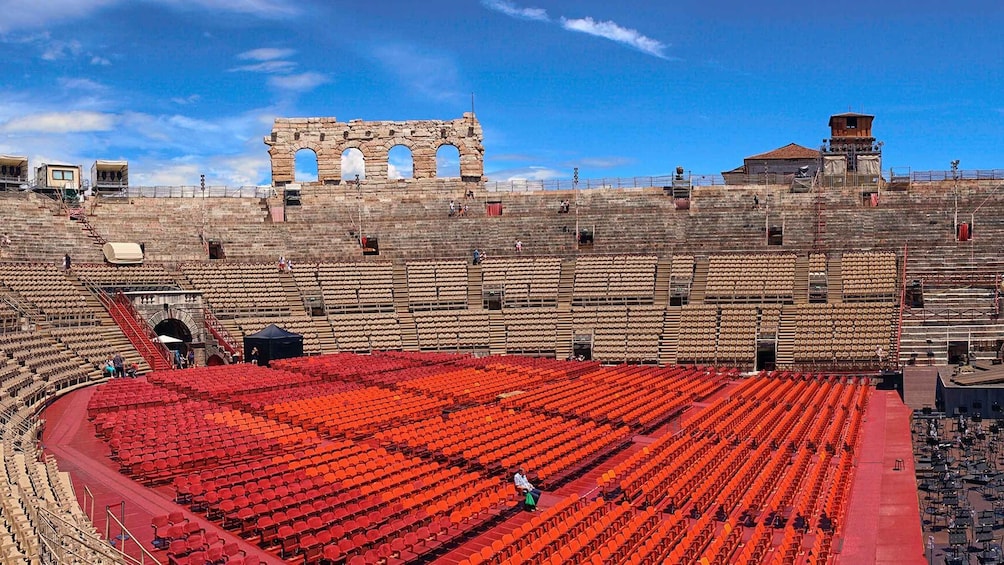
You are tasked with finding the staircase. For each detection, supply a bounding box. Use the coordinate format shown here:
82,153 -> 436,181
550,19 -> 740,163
659,306 -> 681,366
203,308 -> 241,359
73,211 -> 107,247
793,255 -> 809,304
69,276 -> 149,374
554,311 -> 573,360
467,264 -> 483,309
812,188 -> 827,251
100,292 -> 172,371
827,256 -> 843,303
690,258 -> 709,303
776,304 -> 796,366
279,272 -> 308,316
488,311 -> 506,356
392,263 -> 411,312
557,259 -> 575,308
654,256 -> 672,308
397,312 -> 418,351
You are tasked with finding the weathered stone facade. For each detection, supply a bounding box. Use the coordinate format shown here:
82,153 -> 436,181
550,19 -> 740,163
265,113 -> 484,185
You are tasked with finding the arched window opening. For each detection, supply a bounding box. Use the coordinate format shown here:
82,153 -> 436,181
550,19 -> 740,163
388,145 -> 414,180
294,148 -> 318,183
436,144 -> 460,178
341,148 -> 365,181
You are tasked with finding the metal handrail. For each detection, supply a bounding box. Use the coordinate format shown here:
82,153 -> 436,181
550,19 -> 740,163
115,291 -> 172,366
103,502 -> 161,564
204,308 -> 240,355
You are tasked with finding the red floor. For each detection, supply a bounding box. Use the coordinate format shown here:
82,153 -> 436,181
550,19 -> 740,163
835,389 -> 927,565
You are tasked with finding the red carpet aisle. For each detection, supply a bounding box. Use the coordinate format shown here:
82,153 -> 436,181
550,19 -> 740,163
835,390 -> 926,565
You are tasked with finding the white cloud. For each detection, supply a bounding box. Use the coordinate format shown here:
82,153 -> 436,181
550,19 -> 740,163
1,110 -> 117,133
41,39 -> 84,60
560,16 -> 668,59
0,0 -> 297,33
58,77 -> 106,91
488,166 -> 564,181
341,149 -> 365,180
572,156 -> 634,169
160,0 -> 300,18
231,60 -> 297,74
237,47 -> 295,61
171,94 -> 201,105
267,72 -> 329,92
481,0 -> 549,22
90,55 -> 111,65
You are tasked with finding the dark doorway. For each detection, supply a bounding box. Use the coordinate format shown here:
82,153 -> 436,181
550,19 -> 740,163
572,334 -> 592,360
154,318 -> 192,343
767,226 -> 783,246
756,340 -> 776,371
948,341 -> 969,365
484,288 -> 502,311
208,240 -> 225,260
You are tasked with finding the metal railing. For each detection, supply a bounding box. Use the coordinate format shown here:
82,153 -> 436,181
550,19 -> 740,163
101,185 -> 276,198
909,169 -> 1004,182
204,308 -> 240,356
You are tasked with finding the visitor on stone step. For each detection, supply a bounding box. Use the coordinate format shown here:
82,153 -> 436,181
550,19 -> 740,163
187,349 -> 196,369
278,256 -> 286,272
0,233 -> 10,247
62,253 -> 71,271
449,200 -> 456,216
113,353 -> 125,378
104,359 -> 116,378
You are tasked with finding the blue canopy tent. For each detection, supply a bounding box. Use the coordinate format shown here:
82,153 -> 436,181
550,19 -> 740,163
242,323 -> 303,366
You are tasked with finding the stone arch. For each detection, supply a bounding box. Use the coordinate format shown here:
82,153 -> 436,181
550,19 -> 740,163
387,144 -> 414,179
265,113 -> 484,184
147,310 -> 200,344
294,148 -> 319,182
436,143 -> 461,178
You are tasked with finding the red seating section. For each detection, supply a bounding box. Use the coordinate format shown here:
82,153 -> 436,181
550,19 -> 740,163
88,355 -> 869,564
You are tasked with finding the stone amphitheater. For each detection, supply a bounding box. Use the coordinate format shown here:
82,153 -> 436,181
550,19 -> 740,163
0,114 -> 1000,564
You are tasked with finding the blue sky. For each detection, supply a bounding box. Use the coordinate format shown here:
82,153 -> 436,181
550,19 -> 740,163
0,0 -> 1002,186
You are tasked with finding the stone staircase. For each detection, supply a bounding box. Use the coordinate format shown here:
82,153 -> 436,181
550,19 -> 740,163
827,256 -> 843,303
467,264 -> 482,309
488,311 -> 506,356
793,255 -> 809,304
392,263 -> 410,312
690,258 -> 709,303
654,256 -> 671,308
776,304 -> 796,366
554,311 -> 573,360
279,272 -> 308,316
100,293 -> 172,371
659,306 -> 681,365
557,259 -> 575,308
397,312 -> 419,351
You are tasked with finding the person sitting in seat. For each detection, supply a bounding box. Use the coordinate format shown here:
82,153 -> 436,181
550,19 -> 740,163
514,466 -> 541,511
818,511 -> 833,532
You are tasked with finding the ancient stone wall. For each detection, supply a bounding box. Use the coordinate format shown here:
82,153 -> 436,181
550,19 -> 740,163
264,113 -> 484,185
